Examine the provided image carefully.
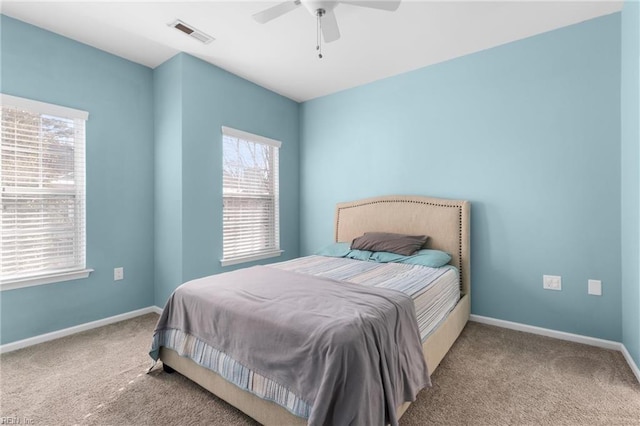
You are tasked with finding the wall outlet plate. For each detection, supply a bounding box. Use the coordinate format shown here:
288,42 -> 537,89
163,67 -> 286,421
543,275 -> 562,291
114,267 -> 124,281
588,279 -> 602,296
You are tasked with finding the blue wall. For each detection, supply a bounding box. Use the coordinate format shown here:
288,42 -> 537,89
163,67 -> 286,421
621,0 -> 640,368
0,15 -> 155,344
300,14 -> 622,341
153,53 -> 300,307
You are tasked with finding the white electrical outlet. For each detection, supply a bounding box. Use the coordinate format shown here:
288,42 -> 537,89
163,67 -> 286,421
588,279 -> 602,296
114,267 -> 124,281
543,275 -> 562,291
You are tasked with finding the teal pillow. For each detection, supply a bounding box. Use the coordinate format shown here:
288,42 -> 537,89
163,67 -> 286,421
315,242 -> 351,257
315,243 -> 374,261
401,249 -> 452,268
370,249 -> 451,268
345,249 -> 374,261
370,251 -> 407,263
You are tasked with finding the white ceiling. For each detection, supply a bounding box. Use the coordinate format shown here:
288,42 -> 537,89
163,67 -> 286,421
1,1 -> 623,102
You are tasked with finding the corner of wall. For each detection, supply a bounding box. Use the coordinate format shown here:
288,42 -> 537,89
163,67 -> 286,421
152,55 -> 184,307
621,0 -> 640,369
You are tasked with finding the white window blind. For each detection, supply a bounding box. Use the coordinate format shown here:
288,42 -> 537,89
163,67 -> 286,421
1,94 -> 89,285
221,126 -> 281,266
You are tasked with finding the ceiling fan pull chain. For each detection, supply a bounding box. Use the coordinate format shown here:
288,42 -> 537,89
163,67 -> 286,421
316,9 -> 323,59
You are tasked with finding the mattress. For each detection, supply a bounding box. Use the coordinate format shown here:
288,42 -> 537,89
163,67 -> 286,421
271,255 -> 460,341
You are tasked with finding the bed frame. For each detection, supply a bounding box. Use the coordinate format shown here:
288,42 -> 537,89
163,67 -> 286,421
159,194 -> 471,425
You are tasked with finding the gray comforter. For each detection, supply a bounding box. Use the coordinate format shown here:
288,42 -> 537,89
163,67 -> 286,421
151,265 -> 430,426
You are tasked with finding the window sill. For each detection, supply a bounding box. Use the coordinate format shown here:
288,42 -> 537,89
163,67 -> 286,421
220,250 -> 284,267
0,269 -> 94,291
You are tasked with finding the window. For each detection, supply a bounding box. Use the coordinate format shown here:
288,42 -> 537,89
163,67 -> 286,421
221,126 -> 281,266
1,94 -> 91,289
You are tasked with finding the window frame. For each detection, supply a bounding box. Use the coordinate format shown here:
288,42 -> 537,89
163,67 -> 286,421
220,126 -> 282,267
0,94 -> 92,291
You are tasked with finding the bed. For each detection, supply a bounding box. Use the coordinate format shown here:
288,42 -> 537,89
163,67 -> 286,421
152,194 -> 470,425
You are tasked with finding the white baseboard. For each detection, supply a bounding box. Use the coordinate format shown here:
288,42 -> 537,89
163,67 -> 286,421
0,306 -> 162,354
620,343 -> 640,384
469,314 -> 621,350
470,314 -> 640,383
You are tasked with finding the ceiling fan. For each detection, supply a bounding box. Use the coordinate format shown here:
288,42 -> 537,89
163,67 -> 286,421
252,0 -> 401,58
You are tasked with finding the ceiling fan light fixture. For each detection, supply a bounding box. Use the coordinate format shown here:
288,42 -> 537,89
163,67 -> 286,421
302,0 -> 338,15
168,19 -> 214,45
252,0 -> 400,58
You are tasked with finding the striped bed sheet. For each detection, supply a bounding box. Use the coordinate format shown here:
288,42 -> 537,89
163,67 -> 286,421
153,255 -> 460,420
270,255 -> 460,342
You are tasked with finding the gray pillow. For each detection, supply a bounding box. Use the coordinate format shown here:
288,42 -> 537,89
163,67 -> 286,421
351,232 -> 428,256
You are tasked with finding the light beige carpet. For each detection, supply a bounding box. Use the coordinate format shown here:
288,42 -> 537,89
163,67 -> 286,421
1,313 -> 639,425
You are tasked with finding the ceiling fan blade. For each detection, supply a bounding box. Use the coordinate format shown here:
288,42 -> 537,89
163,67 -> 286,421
340,0 -> 401,11
321,10 -> 341,43
252,1 -> 301,24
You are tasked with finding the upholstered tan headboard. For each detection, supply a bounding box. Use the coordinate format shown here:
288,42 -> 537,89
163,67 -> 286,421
335,195 -> 470,296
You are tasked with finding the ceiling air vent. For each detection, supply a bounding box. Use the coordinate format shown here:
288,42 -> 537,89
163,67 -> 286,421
169,19 -> 214,44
